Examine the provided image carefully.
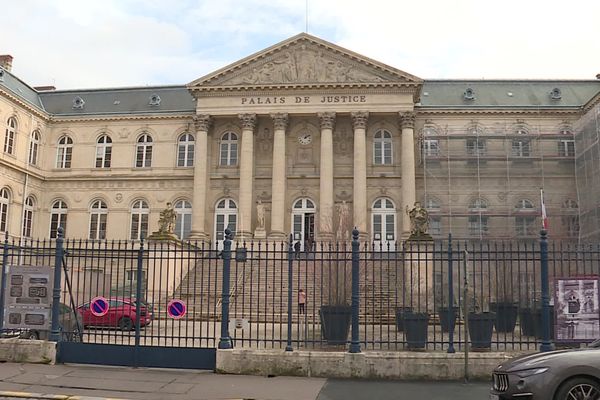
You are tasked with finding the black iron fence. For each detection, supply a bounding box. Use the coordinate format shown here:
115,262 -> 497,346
0,230 -> 597,354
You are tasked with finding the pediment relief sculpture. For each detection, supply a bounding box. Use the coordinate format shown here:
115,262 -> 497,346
225,46 -> 386,86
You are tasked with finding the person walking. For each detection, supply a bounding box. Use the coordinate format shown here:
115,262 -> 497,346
298,289 -> 307,314
294,241 -> 301,259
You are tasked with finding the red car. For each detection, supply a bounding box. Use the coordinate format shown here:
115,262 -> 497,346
77,298 -> 153,331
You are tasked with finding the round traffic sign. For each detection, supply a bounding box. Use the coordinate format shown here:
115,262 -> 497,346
167,299 -> 187,319
90,296 -> 109,317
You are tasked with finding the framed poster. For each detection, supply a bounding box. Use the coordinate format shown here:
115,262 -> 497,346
554,276 -> 600,343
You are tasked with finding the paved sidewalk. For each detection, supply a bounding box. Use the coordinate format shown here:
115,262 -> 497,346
0,363 -> 325,400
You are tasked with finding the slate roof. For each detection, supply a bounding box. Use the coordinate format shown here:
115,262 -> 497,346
2,65 -> 600,116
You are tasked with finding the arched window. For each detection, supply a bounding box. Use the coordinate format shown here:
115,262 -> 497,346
0,188 -> 10,232
22,196 -> 34,238
56,136 -> 73,168
373,129 -> 393,165
515,199 -> 535,237
29,130 -> 40,165
215,198 -> 237,248
174,200 -> 192,239
424,198 -> 442,235
558,128 -> 575,157
50,200 -> 68,238
220,132 -> 238,166
95,135 -> 112,168
135,134 -> 153,168
468,198 -> 489,236
4,117 -> 16,155
372,197 -> 396,249
511,130 -> 530,157
291,198 -> 316,249
177,133 -> 195,167
130,200 -> 149,240
89,200 -> 108,240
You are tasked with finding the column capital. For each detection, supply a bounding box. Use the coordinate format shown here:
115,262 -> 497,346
318,112 -> 336,130
351,111 -> 369,130
193,114 -> 212,132
399,111 -> 416,129
270,113 -> 289,130
238,113 -> 257,130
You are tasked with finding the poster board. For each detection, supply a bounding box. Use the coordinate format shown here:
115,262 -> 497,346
3,265 -> 54,330
554,276 -> 600,343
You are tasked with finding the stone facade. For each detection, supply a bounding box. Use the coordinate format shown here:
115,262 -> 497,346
0,33 -> 598,244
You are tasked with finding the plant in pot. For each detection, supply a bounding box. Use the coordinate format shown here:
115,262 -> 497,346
467,298 -> 496,351
319,254 -> 352,345
490,269 -> 518,333
438,299 -> 458,334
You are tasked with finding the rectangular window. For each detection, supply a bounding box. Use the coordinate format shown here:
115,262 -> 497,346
216,214 -> 225,240
374,143 -> 383,164
558,140 -> 575,157
429,217 -> 441,235
96,146 -> 111,168
50,214 -> 67,238
468,216 -> 489,236
466,138 -> 486,156
175,213 -> 192,239
373,214 -> 382,238
29,142 -> 38,165
177,145 -> 187,167
4,133 -> 14,154
512,140 -> 530,157
0,203 -> 7,231
385,214 -> 394,240
89,214 -> 107,240
22,209 -> 33,237
383,142 -> 392,164
423,139 -> 439,156
515,216 -> 535,236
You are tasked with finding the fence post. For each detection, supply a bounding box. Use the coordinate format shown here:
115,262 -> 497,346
0,232 -> 9,330
134,238 -> 144,366
463,249 -> 469,382
349,228 -> 361,354
286,234 -> 293,352
218,228 -> 233,349
447,233 -> 455,354
539,229 -> 554,352
50,227 -> 65,342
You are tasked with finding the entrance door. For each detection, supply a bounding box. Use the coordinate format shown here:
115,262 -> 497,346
372,198 -> 396,251
214,198 -> 237,249
292,198 -> 316,250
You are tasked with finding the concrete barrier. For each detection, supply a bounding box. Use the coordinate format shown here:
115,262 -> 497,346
0,338 -> 56,364
216,349 -> 524,380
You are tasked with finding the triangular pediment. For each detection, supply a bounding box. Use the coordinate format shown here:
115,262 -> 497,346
189,33 -> 422,90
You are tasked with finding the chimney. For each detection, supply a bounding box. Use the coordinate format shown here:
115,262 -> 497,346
0,55 -> 13,72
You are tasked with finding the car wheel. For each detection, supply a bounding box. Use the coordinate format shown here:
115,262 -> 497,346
555,377 -> 600,400
118,317 -> 133,331
22,331 -> 39,340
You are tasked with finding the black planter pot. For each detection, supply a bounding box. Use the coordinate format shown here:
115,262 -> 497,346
404,312 -> 429,350
468,312 -> 496,350
395,307 -> 413,332
519,308 -> 535,337
533,305 -> 555,340
438,307 -> 458,333
490,302 -> 518,333
319,305 -> 352,345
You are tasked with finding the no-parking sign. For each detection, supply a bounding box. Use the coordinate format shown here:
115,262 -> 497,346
90,296 -> 109,317
167,299 -> 187,319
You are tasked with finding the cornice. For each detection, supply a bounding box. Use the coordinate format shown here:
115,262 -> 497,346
49,112 -> 195,124
0,89 -> 50,121
583,92 -> 600,113
415,107 -> 583,117
0,160 -> 47,181
190,82 -> 421,94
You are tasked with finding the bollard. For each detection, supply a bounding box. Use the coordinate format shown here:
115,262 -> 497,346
539,229 -> 554,352
218,228 -> 233,349
286,234 -> 293,352
50,227 -> 65,342
349,228 -> 361,353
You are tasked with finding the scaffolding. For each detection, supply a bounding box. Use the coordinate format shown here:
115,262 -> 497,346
575,102 -> 600,242
418,118 -> 579,242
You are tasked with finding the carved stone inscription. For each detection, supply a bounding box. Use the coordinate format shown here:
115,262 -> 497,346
241,95 -> 367,105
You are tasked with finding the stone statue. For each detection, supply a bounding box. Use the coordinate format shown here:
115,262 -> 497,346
336,200 -> 351,240
158,202 -> 176,234
406,201 -> 430,239
256,200 -> 265,230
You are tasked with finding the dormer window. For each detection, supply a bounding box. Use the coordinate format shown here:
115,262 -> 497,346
72,96 -> 85,109
464,88 -> 475,100
550,88 -> 562,100
0,69 -> 4,82
149,94 -> 161,106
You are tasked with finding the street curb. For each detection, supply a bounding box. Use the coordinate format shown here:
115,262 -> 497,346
0,391 -> 127,400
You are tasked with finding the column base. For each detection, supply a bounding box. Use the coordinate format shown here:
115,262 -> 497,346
268,231 -> 288,240
317,232 -> 334,242
254,228 -> 267,240
188,230 -> 209,241
236,230 -> 253,242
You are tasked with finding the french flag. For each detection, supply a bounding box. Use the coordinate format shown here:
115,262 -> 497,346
540,188 -> 549,230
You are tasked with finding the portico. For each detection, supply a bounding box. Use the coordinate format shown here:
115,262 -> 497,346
186,33 -> 422,244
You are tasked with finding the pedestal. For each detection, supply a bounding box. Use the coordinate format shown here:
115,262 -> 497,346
254,228 -> 267,240
403,239 -> 435,314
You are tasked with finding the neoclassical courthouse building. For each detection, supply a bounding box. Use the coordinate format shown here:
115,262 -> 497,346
1,34 -> 600,246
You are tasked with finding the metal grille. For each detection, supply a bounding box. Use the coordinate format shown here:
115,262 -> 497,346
493,373 -> 509,392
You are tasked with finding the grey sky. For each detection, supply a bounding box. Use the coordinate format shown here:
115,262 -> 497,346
1,0 -> 599,89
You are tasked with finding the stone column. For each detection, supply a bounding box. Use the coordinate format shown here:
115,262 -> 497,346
351,112 -> 369,238
400,111 -> 417,238
318,112 -> 336,240
269,113 -> 288,239
238,113 -> 257,240
188,114 -> 211,241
